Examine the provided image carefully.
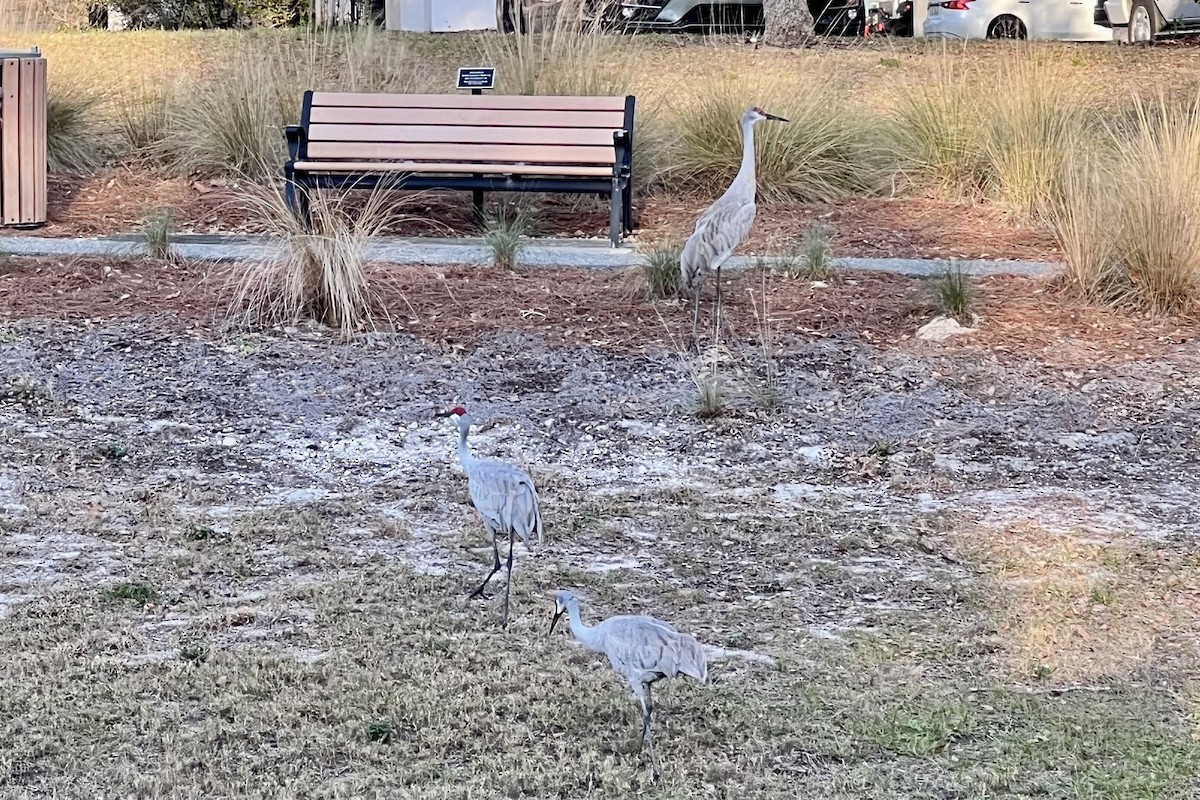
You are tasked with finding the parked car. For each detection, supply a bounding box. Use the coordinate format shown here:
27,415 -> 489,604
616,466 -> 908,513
495,0 -> 762,32
923,0 -> 1114,39
1099,0 -> 1200,42
496,0 -> 911,33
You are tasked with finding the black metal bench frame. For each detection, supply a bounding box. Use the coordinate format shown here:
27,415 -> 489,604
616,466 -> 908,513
282,91 -> 636,247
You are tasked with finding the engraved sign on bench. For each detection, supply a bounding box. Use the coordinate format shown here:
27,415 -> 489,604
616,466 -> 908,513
456,67 -> 496,93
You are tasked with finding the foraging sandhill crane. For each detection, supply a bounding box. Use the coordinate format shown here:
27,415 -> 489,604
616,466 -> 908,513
680,106 -> 789,350
549,589 -> 708,780
438,405 -> 543,628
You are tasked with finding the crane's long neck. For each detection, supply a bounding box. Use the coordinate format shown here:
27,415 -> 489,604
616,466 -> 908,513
565,600 -> 605,653
732,117 -> 758,195
456,420 -> 476,467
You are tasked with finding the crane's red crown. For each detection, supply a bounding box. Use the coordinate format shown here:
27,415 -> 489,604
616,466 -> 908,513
450,406 -> 467,416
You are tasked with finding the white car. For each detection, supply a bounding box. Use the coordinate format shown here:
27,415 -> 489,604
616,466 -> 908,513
923,0 -> 1115,39
1101,0 -> 1200,42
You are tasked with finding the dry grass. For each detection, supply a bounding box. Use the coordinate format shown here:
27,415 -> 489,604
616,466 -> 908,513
227,177 -> 413,337
665,71 -> 884,203
892,47 -> 1091,221
45,65 -> 108,173
1051,90 -> 1200,314
962,521 -> 1199,685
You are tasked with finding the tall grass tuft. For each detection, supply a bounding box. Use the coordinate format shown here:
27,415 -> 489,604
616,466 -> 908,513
893,50 -> 1091,221
166,50 -> 291,178
115,80 -> 175,163
46,69 -> 107,173
1052,91 -> 1200,314
476,4 -> 641,97
981,54 -> 1088,223
166,27 -> 436,178
667,73 -> 883,203
891,60 -> 986,196
229,177 -> 410,338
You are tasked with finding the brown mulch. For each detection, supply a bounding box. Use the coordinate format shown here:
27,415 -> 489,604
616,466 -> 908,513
0,256 -> 927,349
966,275 -> 1200,369
18,171 -> 1061,262
2,256 -> 1196,367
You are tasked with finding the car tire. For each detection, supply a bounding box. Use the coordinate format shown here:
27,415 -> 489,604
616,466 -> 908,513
986,14 -> 1026,38
1126,0 -> 1159,44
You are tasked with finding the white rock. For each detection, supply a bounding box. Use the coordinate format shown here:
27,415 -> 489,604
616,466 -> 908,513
916,316 -> 976,342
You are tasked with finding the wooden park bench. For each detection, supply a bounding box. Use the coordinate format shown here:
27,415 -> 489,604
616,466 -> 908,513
283,91 -> 636,246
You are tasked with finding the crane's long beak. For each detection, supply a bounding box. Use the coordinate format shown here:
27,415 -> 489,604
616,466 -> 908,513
550,607 -> 564,635
763,111 -> 789,123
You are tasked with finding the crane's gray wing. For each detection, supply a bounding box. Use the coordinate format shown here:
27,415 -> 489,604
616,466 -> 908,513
602,618 -> 708,685
680,199 -> 757,292
467,460 -> 542,546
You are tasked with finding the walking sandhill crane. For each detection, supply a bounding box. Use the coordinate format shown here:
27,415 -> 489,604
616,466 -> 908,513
437,405 -> 543,628
681,106 -> 789,351
549,589 -> 708,781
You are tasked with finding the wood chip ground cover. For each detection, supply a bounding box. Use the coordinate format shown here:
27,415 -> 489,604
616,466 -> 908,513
0,261 -> 1198,797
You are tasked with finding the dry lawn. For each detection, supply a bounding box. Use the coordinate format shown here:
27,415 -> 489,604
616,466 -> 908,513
1,255 -> 1199,797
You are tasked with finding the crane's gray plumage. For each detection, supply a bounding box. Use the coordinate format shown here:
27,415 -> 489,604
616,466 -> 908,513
550,589 -> 707,780
440,405 -> 543,628
681,106 -> 788,350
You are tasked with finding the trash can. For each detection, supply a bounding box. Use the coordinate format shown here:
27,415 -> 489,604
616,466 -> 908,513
0,47 -> 47,228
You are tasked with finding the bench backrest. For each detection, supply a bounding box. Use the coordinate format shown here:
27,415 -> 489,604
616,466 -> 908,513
299,92 -> 635,170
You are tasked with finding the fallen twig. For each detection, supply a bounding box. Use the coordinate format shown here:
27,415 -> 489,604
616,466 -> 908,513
966,684 -> 1119,696
703,645 -> 778,668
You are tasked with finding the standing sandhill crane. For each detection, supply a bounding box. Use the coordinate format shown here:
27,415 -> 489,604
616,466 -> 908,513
549,589 -> 708,781
681,106 -> 789,351
437,405 -> 543,628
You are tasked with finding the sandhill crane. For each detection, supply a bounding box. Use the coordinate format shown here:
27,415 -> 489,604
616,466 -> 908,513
438,405 -> 543,628
680,106 -> 788,351
549,589 -> 708,780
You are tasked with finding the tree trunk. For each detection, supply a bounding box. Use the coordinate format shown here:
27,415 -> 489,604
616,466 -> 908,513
761,0 -> 815,46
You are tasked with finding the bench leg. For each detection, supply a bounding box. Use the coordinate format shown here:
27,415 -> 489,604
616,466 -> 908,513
472,189 -> 486,229
623,185 -> 634,235
609,180 -> 622,248
285,175 -> 313,233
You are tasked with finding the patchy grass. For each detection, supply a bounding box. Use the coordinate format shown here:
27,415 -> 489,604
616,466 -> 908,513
637,242 -> 683,300
0,307 -> 1198,796
930,263 -> 974,324
482,204 -> 536,270
141,208 -> 174,261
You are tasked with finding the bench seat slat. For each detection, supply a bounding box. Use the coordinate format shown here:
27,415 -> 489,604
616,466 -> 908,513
290,161 -> 615,177
305,141 -> 616,165
307,123 -> 618,148
308,106 -> 627,129
310,92 -> 627,112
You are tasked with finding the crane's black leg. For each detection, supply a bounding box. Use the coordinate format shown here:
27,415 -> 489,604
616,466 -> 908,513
713,265 -> 724,345
689,282 -> 702,354
638,684 -> 661,781
501,529 -> 516,629
468,532 -> 502,600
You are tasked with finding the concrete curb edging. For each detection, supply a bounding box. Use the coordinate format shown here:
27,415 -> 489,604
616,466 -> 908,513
0,234 -> 1064,279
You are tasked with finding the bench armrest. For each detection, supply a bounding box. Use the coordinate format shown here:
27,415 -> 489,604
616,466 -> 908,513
285,125 -> 307,163
613,129 -> 632,178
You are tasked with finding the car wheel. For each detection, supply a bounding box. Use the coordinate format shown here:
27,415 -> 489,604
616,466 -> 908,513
1127,0 -> 1158,44
987,14 -> 1026,38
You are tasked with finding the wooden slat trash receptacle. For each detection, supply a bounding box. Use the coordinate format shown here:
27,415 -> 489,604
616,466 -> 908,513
0,48 -> 47,227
